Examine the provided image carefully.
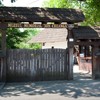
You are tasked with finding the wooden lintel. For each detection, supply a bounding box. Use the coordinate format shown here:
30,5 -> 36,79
42,22 -> 47,24
75,41 -> 100,46
29,21 -> 33,24
54,22 -> 61,24
7,23 -> 68,28
0,23 -> 68,28
0,23 -> 7,29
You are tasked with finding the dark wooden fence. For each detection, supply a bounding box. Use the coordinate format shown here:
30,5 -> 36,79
6,49 -> 68,82
0,58 -> 3,82
0,57 -> 6,82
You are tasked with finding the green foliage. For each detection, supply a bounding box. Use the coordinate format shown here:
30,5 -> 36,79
15,42 -> 42,49
80,0 -> 100,26
0,28 -> 42,49
43,0 -> 100,26
43,0 -> 79,8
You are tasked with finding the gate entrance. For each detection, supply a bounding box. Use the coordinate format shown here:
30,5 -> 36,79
0,7 -> 85,82
72,26 -> 100,79
73,45 -> 92,79
0,7 -> 100,82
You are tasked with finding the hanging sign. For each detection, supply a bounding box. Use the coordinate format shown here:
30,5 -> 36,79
7,23 -> 67,28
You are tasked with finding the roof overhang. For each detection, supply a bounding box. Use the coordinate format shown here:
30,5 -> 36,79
0,7 -> 85,23
72,26 -> 100,40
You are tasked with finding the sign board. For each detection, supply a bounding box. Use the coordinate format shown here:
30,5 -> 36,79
7,23 -> 67,28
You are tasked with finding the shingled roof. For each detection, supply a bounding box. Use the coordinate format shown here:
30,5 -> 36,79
0,7 -> 85,23
28,28 -> 68,43
72,26 -> 100,39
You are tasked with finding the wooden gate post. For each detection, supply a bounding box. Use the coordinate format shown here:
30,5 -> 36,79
1,28 -> 7,82
67,25 -> 74,80
92,45 -> 100,79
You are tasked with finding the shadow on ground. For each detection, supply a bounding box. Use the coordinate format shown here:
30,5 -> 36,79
0,72 -> 100,98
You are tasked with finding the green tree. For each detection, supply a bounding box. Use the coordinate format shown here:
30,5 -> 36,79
82,0 -> 100,25
43,0 -> 100,26
0,1 -> 42,49
0,28 -> 41,49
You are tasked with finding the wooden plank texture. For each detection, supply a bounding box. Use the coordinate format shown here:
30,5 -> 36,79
6,49 -> 69,82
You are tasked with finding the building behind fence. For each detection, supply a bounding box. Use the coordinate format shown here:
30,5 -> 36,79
4,48 -> 68,82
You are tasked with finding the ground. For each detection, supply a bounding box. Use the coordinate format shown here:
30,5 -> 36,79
0,65 -> 100,100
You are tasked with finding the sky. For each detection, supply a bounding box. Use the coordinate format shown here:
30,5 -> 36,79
2,0 -> 46,7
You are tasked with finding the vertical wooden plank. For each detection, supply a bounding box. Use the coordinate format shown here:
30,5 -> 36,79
38,49 -> 41,81
65,49 -> 67,79
68,47 -> 73,80
1,29 -> 7,82
17,49 -> 19,81
60,49 -> 62,79
46,49 -> 48,80
50,49 -> 52,80
51,49 -> 53,80
63,49 -> 66,79
54,48 -> 56,80
20,49 -> 23,81
25,49 -> 28,80
43,49 -> 45,80
57,49 -> 60,80
35,49 -> 38,81
13,49 -> 16,81
9,49 -> 13,82
26,49 -> 30,81
51,48 -> 53,80
0,58 -> 3,82
21,49 -> 24,81
47,49 -> 49,80
31,49 -> 35,81
60,49 -> 63,80
30,49 -> 32,81
42,49 -> 44,81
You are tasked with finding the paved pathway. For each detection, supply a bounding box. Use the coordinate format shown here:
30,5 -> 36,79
0,65 -> 100,100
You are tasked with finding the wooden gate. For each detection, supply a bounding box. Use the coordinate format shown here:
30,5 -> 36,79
6,49 -> 68,82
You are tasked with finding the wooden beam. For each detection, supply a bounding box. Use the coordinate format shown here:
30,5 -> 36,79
0,23 -> 7,29
0,28 -> 7,82
67,28 -> 74,80
7,23 -> 68,28
75,41 -> 100,46
68,47 -> 73,80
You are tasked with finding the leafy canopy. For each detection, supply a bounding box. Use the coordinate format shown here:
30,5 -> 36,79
0,28 -> 41,49
0,0 -> 42,49
43,0 -> 100,26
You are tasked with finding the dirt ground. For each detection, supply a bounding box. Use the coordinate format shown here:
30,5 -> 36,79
0,65 -> 100,100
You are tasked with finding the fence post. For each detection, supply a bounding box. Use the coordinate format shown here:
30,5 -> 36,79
1,28 -> 7,82
92,45 -> 100,79
67,25 -> 74,80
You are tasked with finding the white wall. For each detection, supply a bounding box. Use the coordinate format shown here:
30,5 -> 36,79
42,41 -> 67,49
